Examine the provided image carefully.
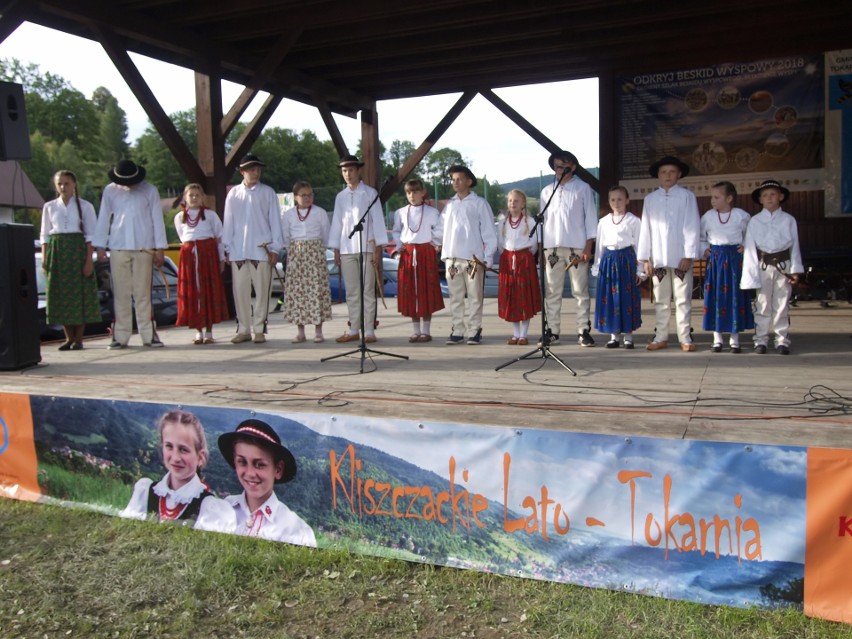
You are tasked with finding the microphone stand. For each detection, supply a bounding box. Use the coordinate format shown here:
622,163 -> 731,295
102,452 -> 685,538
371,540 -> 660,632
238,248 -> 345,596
495,168 -> 576,374
322,178 -> 408,373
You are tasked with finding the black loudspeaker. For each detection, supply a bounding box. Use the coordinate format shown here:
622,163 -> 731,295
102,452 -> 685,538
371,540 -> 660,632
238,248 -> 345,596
0,81 -> 31,161
0,224 -> 41,370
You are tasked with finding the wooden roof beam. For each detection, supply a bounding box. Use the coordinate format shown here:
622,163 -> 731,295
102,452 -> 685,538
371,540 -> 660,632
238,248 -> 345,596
221,26 -> 303,138
480,89 -> 599,192
225,93 -> 283,176
381,90 -> 476,201
93,24 -> 203,183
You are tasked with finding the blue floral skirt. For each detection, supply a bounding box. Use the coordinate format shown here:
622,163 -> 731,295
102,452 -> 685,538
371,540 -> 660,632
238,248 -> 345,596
702,244 -> 754,333
594,246 -> 642,334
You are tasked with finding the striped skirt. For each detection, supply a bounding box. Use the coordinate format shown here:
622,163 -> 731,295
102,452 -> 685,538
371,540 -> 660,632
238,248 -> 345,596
44,233 -> 101,325
594,246 -> 642,334
283,239 -> 332,325
177,238 -> 230,329
397,242 -> 444,319
702,244 -> 754,333
497,249 -> 541,322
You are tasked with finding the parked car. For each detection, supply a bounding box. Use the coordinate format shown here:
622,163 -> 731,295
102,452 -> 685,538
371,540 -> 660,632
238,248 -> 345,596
36,252 -> 180,341
325,250 -> 398,303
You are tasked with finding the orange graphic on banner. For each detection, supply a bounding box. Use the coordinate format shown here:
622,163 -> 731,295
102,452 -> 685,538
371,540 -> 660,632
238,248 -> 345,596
0,392 -> 40,502
805,447 -> 852,623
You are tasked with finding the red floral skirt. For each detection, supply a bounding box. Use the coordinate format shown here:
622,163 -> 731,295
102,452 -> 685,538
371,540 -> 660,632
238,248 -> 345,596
397,242 -> 445,319
498,249 -> 541,322
177,238 -> 230,329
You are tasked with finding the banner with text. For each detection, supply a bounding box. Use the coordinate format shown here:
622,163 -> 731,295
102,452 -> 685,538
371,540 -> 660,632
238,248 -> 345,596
825,50 -> 852,217
2,392 -> 849,621
619,56 -> 824,198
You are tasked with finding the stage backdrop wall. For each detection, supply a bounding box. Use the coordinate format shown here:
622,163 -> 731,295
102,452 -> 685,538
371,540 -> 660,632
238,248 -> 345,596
1,391 -> 850,623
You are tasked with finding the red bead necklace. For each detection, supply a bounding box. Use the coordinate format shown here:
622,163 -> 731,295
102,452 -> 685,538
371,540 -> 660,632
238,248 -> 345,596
181,204 -> 205,229
716,208 -> 732,224
297,206 -> 312,222
507,213 -> 524,229
406,205 -> 424,233
158,496 -> 189,520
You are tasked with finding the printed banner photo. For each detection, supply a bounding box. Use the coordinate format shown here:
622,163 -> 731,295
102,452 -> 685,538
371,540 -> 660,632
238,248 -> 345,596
619,55 -> 824,197
825,49 -> 852,217
1,392 -> 814,613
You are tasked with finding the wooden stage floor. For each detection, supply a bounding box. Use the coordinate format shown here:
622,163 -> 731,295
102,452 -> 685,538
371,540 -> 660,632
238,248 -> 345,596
3,299 -> 851,450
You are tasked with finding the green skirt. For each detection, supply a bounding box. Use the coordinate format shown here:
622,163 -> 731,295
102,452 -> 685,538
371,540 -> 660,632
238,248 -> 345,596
45,233 -> 101,325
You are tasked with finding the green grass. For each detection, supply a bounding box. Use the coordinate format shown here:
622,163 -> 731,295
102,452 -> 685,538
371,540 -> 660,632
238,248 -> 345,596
1,498 -> 850,639
38,462 -> 133,508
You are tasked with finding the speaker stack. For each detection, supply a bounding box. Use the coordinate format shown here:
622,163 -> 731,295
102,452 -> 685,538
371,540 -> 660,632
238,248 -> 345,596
0,224 -> 41,370
0,81 -> 31,161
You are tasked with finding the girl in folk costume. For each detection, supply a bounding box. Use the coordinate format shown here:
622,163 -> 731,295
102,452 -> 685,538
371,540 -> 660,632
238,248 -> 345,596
121,410 -> 235,533
498,189 -> 541,345
218,419 -> 317,546
40,170 -> 101,350
174,184 -> 230,344
591,186 -> 643,349
392,179 -> 445,342
280,181 -> 332,343
700,181 -> 754,353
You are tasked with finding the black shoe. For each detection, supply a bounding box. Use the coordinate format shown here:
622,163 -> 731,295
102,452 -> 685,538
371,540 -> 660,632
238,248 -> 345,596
776,345 -> 790,355
731,346 -> 742,354
58,341 -> 73,351
71,341 -> 84,351
711,343 -> 722,353
446,334 -> 464,345
107,340 -> 126,350
605,339 -> 619,349
537,332 -> 559,346
578,330 -> 595,347
144,337 -> 165,348
754,344 -> 767,354
624,341 -> 634,350
467,329 -> 482,345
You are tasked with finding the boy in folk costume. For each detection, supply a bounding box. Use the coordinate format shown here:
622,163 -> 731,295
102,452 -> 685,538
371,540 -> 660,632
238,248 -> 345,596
741,179 -> 803,355
328,155 -> 387,344
392,179 -> 445,342
441,165 -> 498,345
222,153 -> 284,344
637,156 -> 701,352
538,150 -> 598,347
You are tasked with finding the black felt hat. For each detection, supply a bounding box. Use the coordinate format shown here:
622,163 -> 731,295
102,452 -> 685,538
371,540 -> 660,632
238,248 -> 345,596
447,165 -> 477,188
751,179 -> 790,204
338,154 -> 365,168
107,160 -> 146,186
548,150 -> 579,171
239,154 -> 266,169
649,155 -> 690,178
218,419 -> 297,484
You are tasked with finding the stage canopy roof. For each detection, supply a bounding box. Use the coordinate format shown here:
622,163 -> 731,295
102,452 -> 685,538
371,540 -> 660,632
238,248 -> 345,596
6,0 -> 850,118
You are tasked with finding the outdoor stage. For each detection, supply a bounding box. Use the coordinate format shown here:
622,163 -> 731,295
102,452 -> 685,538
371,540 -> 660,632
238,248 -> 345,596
2,298 -> 850,450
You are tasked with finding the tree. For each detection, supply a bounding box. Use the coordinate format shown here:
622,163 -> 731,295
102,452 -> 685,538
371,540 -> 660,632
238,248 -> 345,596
133,109 -> 197,195
422,147 -> 469,199
92,87 -> 129,167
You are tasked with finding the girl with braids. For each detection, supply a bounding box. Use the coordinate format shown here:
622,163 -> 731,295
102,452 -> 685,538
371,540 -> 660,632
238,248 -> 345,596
121,409 -> 235,533
174,183 -> 230,344
39,170 -> 101,350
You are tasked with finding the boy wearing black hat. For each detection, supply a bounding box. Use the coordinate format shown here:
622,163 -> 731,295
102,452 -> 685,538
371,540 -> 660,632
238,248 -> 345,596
219,419 -> 317,546
538,151 -> 598,347
222,154 -> 284,344
441,165 -> 498,345
93,159 -> 168,349
328,155 -> 388,343
741,179 -> 803,355
637,156 -> 701,352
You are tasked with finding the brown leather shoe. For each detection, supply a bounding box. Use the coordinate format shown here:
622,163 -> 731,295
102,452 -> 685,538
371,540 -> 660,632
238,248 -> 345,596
680,342 -> 696,352
507,337 -> 519,345
365,335 -> 377,343
646,340 -> 668,351
517,338 -> 529,346
417,334 -> 432,342
336,333 -> 360,343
